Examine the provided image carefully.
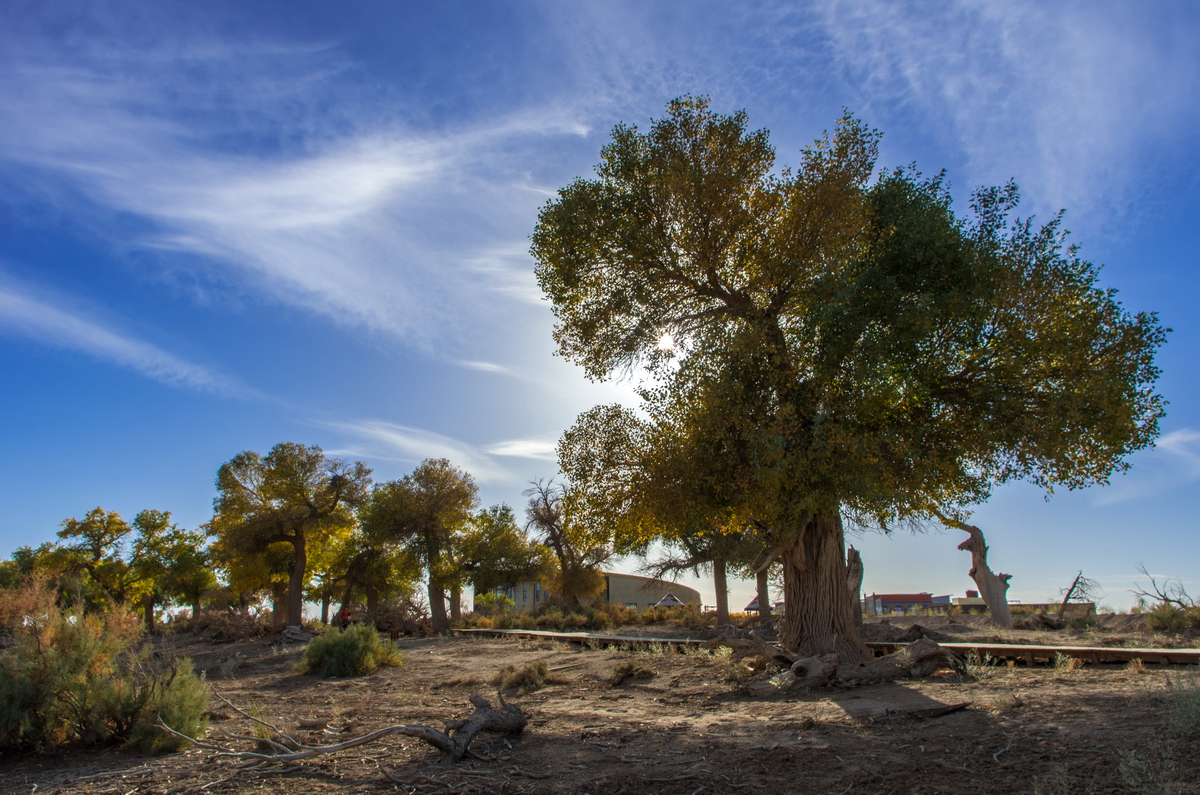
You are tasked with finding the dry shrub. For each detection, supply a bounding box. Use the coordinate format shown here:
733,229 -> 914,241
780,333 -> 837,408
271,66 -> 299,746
492,661 -> 567,692
610,660 -> 656,685
200,609 -> 275,642
1163,669 -> 1200,740
1125,658 -> 1147,675
1144,604 -> 1200,633
0,580 -> 206,752
298,624 -> 404,678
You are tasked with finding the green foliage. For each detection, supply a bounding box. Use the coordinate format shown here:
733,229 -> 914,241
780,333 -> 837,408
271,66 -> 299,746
472,592 -> 515,616
211,442 -> 372,627
537,96 -> 1167,654
1144,604 -> 1200,632
0,582 -> 206,752
299,624 -> 403,677
360,458 -> 478,634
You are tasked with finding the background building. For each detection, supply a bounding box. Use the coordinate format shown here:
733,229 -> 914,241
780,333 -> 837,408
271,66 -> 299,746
489,572 -> 702,612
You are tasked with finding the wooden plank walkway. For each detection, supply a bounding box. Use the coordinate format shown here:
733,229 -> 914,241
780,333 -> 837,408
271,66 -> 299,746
456,627 -> 1200,665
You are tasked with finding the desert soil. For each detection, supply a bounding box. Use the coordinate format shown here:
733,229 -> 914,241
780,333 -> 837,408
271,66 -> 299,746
1,617 -> 1196,795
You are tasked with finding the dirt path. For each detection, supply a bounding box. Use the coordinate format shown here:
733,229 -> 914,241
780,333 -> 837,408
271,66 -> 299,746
1,629 -> 1196,794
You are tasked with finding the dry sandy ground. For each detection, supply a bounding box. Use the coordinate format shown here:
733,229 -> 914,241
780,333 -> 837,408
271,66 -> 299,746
1,619 -> 1197,795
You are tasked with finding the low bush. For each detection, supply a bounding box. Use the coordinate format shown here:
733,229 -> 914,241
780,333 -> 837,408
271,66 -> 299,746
298,624 -> 404,677
1144,604 -> 1200,632
493,661 -> 550,692
610,660 -> 656,685
0,581 -> 206,753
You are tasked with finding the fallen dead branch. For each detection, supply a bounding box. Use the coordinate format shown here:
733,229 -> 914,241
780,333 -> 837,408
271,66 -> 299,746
735,638 -> 967,696
160,691 -> 528,774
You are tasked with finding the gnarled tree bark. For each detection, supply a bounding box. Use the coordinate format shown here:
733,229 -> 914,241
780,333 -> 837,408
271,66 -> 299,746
780,512 -> 872,662
846,546 -> 864,630
946,520 -> 1012,629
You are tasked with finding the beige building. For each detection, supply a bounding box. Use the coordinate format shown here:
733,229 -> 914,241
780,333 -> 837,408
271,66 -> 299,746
489,571 -> 702,612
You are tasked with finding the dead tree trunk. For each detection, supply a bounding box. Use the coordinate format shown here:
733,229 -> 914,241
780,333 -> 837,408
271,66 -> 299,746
846,546 -> 864,630
948,520 -> 1013,629
713,557 -> 730,626
780,512 -> 871,662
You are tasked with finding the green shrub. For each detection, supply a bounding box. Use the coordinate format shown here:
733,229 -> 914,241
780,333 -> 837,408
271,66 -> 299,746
1144,604 -> 1200,632
298,624 -> 404,677
0,583 -> 206,753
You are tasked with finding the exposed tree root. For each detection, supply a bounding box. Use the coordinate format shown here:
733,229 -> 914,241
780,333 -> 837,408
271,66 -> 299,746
159,692 -> 528,774
707,636 -> 967,696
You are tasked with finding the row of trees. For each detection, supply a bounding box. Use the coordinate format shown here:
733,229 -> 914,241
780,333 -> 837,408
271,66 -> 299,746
2,447 -> 619,635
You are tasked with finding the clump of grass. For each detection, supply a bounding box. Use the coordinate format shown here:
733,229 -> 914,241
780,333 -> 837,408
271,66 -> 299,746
492,661 -> 565,693
297,624 -> 404,678
965,650 -> 999,681
1116,746 -> 1177,795
434,674 -> 485,689
1163,669 -> 1200,740
610,660 -> 657,685
1053,652 -> 1083,677
1125,658 -> 1147,675
722,662 -> 755,683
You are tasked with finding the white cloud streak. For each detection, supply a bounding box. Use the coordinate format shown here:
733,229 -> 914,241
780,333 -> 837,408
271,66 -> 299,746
0,280 -> 237,393
318,419 -> 558,482
1093,427 -> 1200,505
0,48 -> 587,352
813,0 -> 1200,223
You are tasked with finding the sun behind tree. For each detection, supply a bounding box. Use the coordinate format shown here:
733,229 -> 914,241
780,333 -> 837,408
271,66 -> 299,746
536,96 -> 1167,661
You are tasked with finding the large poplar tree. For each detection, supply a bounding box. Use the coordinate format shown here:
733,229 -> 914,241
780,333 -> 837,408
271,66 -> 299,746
210,443 -> 371,627
535,97 -> 1166,661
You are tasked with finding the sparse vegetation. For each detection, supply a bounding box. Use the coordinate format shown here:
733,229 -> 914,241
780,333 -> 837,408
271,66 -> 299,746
1163,668 -> 1200,740
298,624 -> 403,677
493,661 -> 560,692
610,660 -> 656,685
0,582 -> 206,752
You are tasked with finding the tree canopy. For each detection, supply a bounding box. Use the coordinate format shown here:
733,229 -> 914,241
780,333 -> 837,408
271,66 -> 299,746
210,442 -> 372,627
535,96 -> 1166,658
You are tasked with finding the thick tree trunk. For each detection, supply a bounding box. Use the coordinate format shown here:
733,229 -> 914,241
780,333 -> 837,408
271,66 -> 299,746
287,533 -> 307,627
954,522 -> 1013,629
320,594 -> 330,626
449,584 -> 462,622
846,546 -> 864,630
756,567 -> 771,619
271,581 -> 288,624
142,593 -> 156,634
366,581 -> 379,617
191,597 -> 202,622
713,558 -> 730,626
428,575 -> 449,634
780,511 -> 871,663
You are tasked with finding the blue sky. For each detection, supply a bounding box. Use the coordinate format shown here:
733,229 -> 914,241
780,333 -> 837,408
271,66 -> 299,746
2,0 -> 1197,612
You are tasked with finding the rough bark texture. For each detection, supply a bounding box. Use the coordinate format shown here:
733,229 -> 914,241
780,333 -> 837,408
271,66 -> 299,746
713,558 -> 729,626
756,568 -> 771,619
846,546 -> 864,630
781,512 -> 872,662
449,584 -> 462,622
142,593 -> 155,634
287,532 -> 307,627
954,522 -> 1013,629
428,572 -> 449,634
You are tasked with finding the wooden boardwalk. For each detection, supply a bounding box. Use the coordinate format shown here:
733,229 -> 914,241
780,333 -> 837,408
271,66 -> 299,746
455,627 -> 1200,665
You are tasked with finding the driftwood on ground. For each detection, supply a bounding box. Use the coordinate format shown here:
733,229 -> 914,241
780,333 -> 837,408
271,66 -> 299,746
705,634 -> 967,696
159,691 -> 528,773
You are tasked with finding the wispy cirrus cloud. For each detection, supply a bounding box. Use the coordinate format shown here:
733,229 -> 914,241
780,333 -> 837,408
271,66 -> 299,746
0,43 -> 587,352
1093,428 -> 1200,506
0,278 -> 240,394
811,0 -> 1200,224
318,419 -> 558,483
